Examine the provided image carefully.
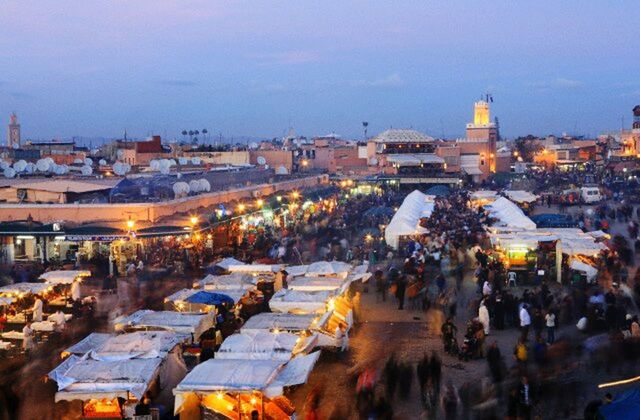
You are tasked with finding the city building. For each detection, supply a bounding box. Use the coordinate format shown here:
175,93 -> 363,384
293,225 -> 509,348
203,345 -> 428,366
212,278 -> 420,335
7,113 -> 20,148
116,135 -> 170,166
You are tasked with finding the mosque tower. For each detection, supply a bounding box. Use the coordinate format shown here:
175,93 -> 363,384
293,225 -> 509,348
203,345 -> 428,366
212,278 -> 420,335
7,113 -> 20,148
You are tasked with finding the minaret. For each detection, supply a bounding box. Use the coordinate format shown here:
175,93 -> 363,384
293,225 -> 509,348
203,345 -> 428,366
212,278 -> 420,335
7,113 -> 20,148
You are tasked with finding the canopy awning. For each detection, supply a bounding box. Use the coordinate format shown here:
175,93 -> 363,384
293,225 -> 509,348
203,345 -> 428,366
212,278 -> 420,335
462,165 -> 483,175
40,270 -> 91,285
384,190 -> 435,249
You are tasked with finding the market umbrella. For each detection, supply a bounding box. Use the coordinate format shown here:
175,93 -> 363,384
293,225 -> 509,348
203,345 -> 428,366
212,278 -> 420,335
185,290 -> 235,306
425,185 -> 451,197
599,386 -> 640,419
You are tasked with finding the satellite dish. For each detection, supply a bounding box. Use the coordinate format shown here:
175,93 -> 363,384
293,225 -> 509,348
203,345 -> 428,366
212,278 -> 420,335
73,158 -> 83,164
149,160 -> 160,171
249,142 -> 259,150
369,158 -> 379,166
13,160 -> 27,172
257,156 -> 266,165
84,158 -> 93,166
276,165 -> 288,175
189,180 -> 200,193
99,159 -> 107,166
178,157 -> 188,166
191,157 -> 201,165
4,168 -> 16,178
25,163 -> 36,174
81,165 -> 93,176
36,159 -> 50,172
198,178 -> 211,192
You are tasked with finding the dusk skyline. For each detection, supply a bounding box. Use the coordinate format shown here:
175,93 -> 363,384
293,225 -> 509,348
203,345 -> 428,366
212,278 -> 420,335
1,1 -> 639,140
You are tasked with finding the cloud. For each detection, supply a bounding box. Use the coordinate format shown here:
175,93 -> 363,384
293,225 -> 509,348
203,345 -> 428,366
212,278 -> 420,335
353,73 -> 405,88
156,79 -> 197,87
248,51 -> 320,65
530,78 -> 584,91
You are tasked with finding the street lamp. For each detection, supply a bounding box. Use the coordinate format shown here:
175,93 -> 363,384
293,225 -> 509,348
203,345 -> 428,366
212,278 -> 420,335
126,218 -> 135,230
256,199 -> 264,208
190,216 -> 198,225
238,203 -> 246,212
291,191 -> 300,200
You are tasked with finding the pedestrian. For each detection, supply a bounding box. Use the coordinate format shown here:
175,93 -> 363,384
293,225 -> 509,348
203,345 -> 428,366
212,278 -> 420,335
520,304 -> 531,342
441,382 -> 459,420
478,300 -> 490,335
429,352 -> 442,395
486,341 -> 504,384
494,293 -> 505,330
22,322 -> 34,353
384,355 -> 399,399
518,376 -> 533,420
398,362 -> 413,400
374,269 -> 386,302
396,274 -> 406,310
545,310 -> 556,344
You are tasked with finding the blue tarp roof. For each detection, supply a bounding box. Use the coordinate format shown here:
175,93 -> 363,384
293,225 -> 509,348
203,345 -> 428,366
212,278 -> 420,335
599,386 -> 640,419
185,290 -> 235,306
425,185 -> 451,197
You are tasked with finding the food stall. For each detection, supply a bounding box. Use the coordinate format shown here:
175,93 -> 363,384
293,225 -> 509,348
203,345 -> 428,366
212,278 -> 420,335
164,289 -> 240,314
268,290 -> 333,315
113,310 -> 215,344
214,331 -> 316,362
174,353 -> 321,420
40,269 -> 90,306
50,331 -> 188,419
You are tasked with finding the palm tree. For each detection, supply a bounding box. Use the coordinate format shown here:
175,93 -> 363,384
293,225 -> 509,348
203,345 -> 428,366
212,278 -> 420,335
181,130 -> 187,142
188,130 -> 194,141
202,128 -> 208,144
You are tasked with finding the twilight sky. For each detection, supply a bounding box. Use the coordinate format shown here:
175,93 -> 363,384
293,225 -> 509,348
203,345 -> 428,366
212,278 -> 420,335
1,1 -> 639,141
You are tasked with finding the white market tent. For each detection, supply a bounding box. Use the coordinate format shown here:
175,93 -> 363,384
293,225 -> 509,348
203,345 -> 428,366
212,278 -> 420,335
269,289 -> 332,314
504,190 -> 539,204
385,190 -> 435,249
240,313 -> 316,334
40,270 -> 91,285
193,273 -> 256,290
214,257 -> 245,270
471,190 -> 498,201
485,197 -> 536,230
569,260 -> 599,282
305,261 -> 351,277
113,310 -> 215,342
174,352 -> 321,404
287,276 -> 346,292
50,331 -> 187,402
214,331 -> 307,361
490,228 -> 608,257
0,297 -> 16,306
49,355 -> 163,402
285,265 -> 309,277
0,282 -> 51,296
227,264 -> 283,273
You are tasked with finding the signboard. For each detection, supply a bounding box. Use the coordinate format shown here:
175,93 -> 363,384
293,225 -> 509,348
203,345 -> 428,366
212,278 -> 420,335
65,235 -> 129,242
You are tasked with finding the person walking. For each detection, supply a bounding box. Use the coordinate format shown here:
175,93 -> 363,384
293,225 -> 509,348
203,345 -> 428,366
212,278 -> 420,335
478,300 -> 491,335
545,310 -> 556,344
396,274 -> 407,310
520,304 -> 531,342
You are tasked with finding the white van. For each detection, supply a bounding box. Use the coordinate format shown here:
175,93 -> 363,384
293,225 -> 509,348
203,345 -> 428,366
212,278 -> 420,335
581,187 -> 602,203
